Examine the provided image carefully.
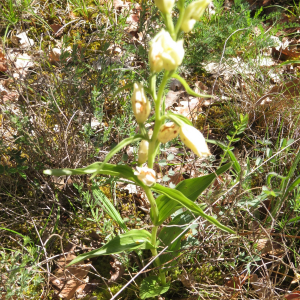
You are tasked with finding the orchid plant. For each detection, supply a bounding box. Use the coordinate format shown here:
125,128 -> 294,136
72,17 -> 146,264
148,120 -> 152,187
44,0 -> 235,298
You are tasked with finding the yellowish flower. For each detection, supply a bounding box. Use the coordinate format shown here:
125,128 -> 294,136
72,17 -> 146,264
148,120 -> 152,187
181,0 -> 211,33
157,122 -> 180,143
149,30 -> 184,73
138,140 -> 149,164
131,83 -> 151,124
179,124 -> 210,157
154,0 -> 175,14
134,166 -> 156,186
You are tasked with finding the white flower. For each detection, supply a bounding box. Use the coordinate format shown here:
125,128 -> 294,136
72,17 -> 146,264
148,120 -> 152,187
157,122 -> 180,143
134,166 -> 156,186
149,30 -> 184,73
154,0 -> 175,14
181,0 -> 211,33
179,124 -> 211,157
138,140 -> 149,164
131,83 -> 151,124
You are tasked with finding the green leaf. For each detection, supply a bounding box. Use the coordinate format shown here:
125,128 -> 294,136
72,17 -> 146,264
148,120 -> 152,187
152,184 -> 235,234
140,276 -> 170,299
92,188 -> 128,232
227,150 -> 241,174
101,135 -> 143,167
172,74 -> 212,98
153,163 -> 232,225
285,175 -> 300,195
0,165 -> 4,174
166,111 -> 193,126
158,211 -> 195,267
44,163 -> 143,186
68,229 -> 154,266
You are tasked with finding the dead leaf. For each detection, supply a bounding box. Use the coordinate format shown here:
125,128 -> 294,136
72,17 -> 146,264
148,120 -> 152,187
50,24 -> 64,36
49,48 -> 61,62
174,97 -> 202,120
285,291 -> 300,300
225,275 -> 246,290
0,50 -> 7,72
257,78 -> 300,105
109,258 -> 125,282
50,252 -> 91,300
6,51 -> 34,79
272,47 -> 300,61
11,32 -> 34,48
179,273 -> 195,288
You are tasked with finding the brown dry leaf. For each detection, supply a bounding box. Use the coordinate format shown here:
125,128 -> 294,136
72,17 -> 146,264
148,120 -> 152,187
255,238 -> 284,256
179,273 -> 195,288
174,97 -> 202,120
257,78 -> 300,105
272,47 -> 300,61
109,258 -> 125,282
169,173 -> 184,185
50,24 -> 64,37
6,51 -> 34,79
250,274 -> 273,299
50,252 -> 91,300
285,291 -> 300,300
165,90 -> 184,109
49,48 -> 61,63
225,275 -> 246,290
0,50 -> 7,72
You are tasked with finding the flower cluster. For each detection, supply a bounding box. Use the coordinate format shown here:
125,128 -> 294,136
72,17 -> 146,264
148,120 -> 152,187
132,0 -> 212,186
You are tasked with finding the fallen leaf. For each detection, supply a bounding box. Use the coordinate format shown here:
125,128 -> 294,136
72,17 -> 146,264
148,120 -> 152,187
174,97 -> 202,120
0,50 -> 7,72
272,47 -> 300,61
50,251 -> 91,300
109,258 -> 125,282
285,291 -> 300,300
50,24 -> 64,36
11,32 -> 34,48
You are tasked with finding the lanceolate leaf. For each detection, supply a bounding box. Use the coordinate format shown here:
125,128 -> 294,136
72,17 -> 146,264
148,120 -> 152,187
166,111 -> 193,126
152,184 -> 235,234
158,211 -> 195,267
44,163 -> 142,186
153,163 -> 232,225
101,135 -> 144,166
92,188 -> 128,232
172,73 -> 212,98
68,229 -> 154,266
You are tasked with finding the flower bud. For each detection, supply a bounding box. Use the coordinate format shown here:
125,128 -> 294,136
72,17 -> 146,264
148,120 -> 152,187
131,83 -> 151,124
157,122 -> 180,143
149,30 -> 184,73
138,140 -> 149,164
179,124 -> 211,157
154,0 -> 175,14
134,166 -> 156,186
181,0 -> 211,33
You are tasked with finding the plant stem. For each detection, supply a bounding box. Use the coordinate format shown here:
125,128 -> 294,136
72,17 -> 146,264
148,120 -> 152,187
144,187 -> 166,285
148,72 -> 170,168
165,13 -> 175,39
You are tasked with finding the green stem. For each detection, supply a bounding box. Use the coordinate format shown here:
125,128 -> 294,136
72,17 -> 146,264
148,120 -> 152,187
148,72 -> 170,168
144,187 -> 167,284
174,2 -> 185,38
165,13 -> 175,39
150,74 -> 157,101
